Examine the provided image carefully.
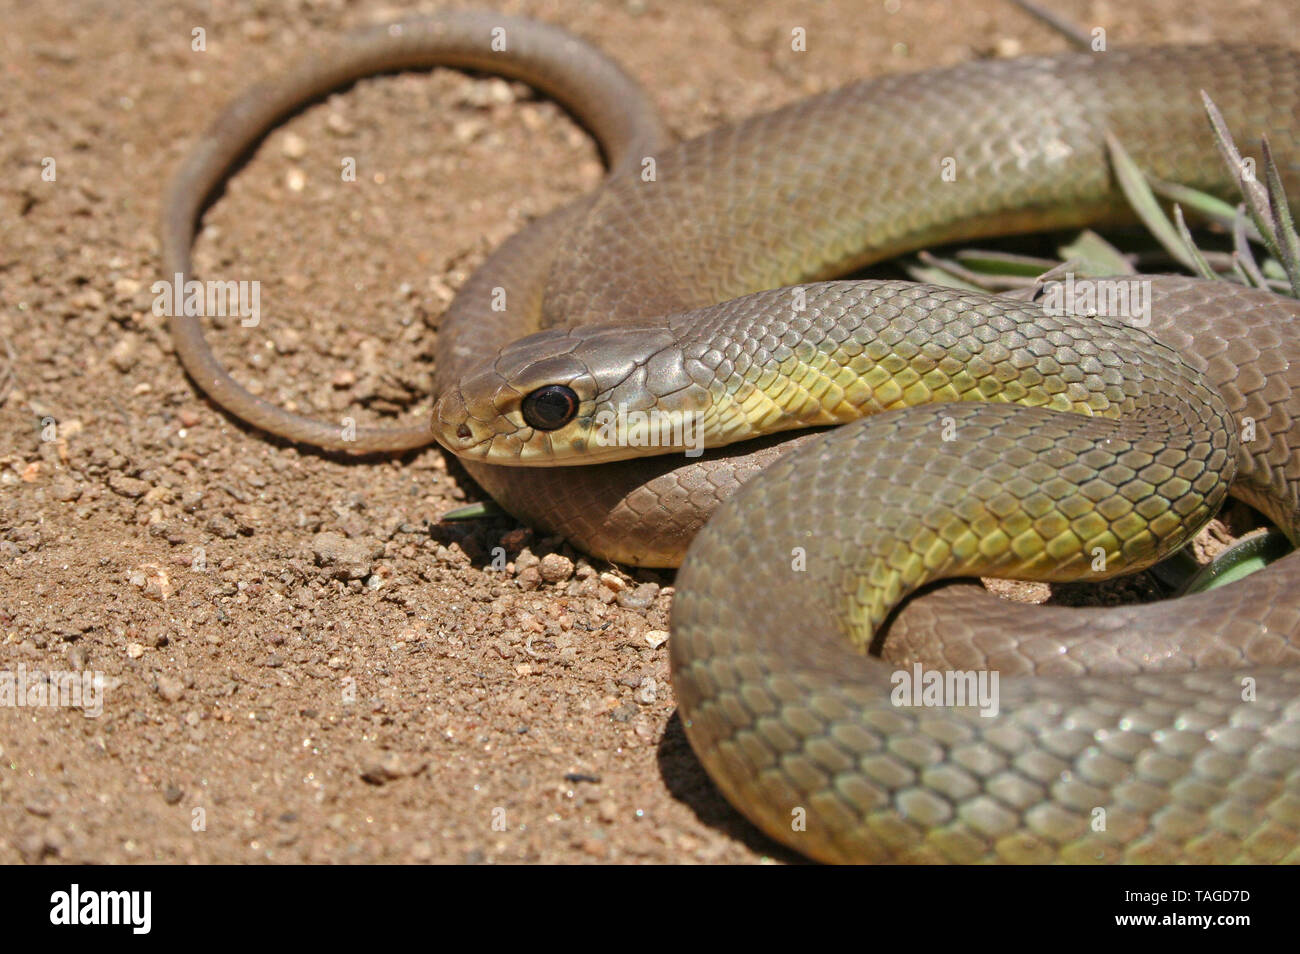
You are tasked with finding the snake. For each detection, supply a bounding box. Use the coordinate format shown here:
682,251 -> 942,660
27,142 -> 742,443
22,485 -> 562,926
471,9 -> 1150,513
161,11 -> 1300,862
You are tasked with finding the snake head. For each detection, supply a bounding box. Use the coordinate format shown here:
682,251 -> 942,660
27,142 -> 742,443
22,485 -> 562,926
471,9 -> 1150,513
432,323 -> 714,465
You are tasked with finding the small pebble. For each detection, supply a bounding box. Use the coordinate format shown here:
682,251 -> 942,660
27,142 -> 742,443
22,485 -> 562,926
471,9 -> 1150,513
51,475 -> 82,502
311,531 -> 374,581
539,553 -> 574,583
637,677 -> 658,704
361,751 -> 426,784
156,675 -> 185,701
281,132 -> 307,159
109,333 -> 140,372
617,582 -> 659,610
108,474 -> 150,498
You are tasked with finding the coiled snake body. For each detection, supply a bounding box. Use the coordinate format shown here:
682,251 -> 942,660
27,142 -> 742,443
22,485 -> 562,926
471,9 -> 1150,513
163,12 -> 1300,862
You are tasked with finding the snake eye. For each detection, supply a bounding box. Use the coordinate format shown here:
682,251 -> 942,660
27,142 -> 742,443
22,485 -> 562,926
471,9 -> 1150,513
521,385 -> 579,431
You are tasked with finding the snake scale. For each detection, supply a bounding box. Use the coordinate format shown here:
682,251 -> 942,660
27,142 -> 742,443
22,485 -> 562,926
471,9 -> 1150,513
163,11 -> 1300,862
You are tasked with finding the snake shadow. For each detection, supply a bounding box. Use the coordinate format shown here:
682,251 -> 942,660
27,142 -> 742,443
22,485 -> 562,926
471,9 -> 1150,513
655,711 -> 807,863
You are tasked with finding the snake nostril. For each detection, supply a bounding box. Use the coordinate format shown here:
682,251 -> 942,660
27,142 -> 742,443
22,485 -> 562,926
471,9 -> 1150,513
456,424 -> 472,441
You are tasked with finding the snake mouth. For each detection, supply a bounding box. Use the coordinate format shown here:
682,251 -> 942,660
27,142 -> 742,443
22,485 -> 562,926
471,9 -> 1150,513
432,391 -> 716,466
433,368 -> 719,465
430,387 -> 579,464
431,387 -> 497,458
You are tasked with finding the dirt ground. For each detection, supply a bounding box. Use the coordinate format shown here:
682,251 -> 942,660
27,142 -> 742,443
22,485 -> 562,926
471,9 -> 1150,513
1,0 -> 1295,865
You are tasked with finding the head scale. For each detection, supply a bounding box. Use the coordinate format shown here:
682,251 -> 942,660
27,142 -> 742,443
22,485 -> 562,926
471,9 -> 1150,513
432,323 -> 713,465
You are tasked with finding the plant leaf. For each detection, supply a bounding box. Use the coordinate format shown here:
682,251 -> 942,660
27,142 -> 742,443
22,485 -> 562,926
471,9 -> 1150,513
1057,229 -> 1134,276
1106,131 -> 1198,272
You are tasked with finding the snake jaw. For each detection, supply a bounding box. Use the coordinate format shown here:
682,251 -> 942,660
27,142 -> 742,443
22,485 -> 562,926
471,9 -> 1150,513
433,322 -> 730,465
430,383 -> 501,459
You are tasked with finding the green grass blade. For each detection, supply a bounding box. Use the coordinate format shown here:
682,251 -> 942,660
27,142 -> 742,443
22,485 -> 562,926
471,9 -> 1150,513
1057,228 -> 1135,276
1105,131 -> 1197,272
1176,530 -> 1293,595
902,262 -> 986,292
1232,203 -> 1270,288
1260,136 -> 1300,296
1172,205 -> 1222,280
1148,177 -> 1259,238
1202,91 -> 1283,262
441,501 -> 506,521
953,249 -> 1062,277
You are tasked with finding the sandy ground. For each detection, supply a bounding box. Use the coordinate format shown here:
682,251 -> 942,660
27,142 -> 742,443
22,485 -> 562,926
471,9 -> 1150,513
1,0 -> 1296,864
